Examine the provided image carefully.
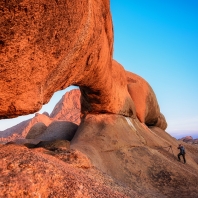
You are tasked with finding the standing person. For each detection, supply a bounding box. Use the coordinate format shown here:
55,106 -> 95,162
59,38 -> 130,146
177,144 -> 186,164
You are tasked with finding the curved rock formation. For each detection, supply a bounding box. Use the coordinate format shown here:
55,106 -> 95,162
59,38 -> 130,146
0,0 -> 166,130
26,122 -> 47,139
126,69 -> 167,129
0,0 -> 134,118
70,114 -> 198,197
1,1 -> 198,197
36,121 -> 78,142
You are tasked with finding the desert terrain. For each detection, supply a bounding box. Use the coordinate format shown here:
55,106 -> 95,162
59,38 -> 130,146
0,0 -> 198,197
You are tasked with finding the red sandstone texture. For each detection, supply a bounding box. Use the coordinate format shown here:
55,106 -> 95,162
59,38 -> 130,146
0,0 -> 166,130
0,0 -> 134,118
1,62 -> 166,137
0,144 -> 129,198
0,86 -> 166,143
1,91 -> 198,197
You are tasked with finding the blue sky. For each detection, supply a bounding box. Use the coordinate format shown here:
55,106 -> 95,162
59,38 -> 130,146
110,0 -> 198,139
0,1 -> 198,139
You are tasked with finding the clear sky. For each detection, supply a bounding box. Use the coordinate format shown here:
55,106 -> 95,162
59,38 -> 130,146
110,0 -> 198,139
0,1 -> 198,139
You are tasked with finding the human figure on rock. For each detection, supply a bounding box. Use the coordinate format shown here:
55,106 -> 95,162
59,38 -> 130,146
177,144 -> 186,164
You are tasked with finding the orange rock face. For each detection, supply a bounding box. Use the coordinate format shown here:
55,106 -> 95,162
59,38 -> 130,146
2,1 -> 198,197
0,0 -> 134,118
0,0 -> 166,130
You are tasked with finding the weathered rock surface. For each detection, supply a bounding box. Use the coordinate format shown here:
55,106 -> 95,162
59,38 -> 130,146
50,89 -> 81,125
36,139 -> 70,151
0,90 -> 81,142
0,0 -> 166,131
0,84 -> 166,144
23,120 -> 78,147
0,144 -> 129,198
1,115 -> 198,197
1,0 -> 192,197
0,0 -> 135,118
71,114 -> 198,197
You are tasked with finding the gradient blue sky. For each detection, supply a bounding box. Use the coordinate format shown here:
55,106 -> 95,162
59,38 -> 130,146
111,0 -> 198,139
0,0 -> 198,139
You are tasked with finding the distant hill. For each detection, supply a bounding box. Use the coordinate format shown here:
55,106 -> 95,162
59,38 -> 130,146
0,89 -> 81,142
50,89 -> 81,124
179,136 -> 198,145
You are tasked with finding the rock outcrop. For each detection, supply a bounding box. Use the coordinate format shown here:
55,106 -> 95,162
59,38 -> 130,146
0,90 -> 81,142
0,0 -> 166,130
1,0 -> 197,197
0,83 -> 166,144
126,70 -> 167,130
25,122 -> 47,139
179,136 -> 198,145
71,114 -> 198,197
1,116 -> 198,197
34,121 -> 78,142
0,113 -> 52,142
0,144 -> 128,198
0,0 -> 135,119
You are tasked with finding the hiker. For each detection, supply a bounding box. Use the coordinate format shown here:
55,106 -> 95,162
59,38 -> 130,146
177,144 -> 186,164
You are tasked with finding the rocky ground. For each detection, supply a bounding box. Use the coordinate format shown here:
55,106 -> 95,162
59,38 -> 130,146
0,144 -> 129,198
1,115 -> 198,198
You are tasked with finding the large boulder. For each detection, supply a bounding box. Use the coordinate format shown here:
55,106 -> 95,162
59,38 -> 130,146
0,0 -> 134,118
26,122 -> 47,139
0,0 -> 166,131
1,1 -> 198,197
126,70 -> 167,129
36,121 -> 78,142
